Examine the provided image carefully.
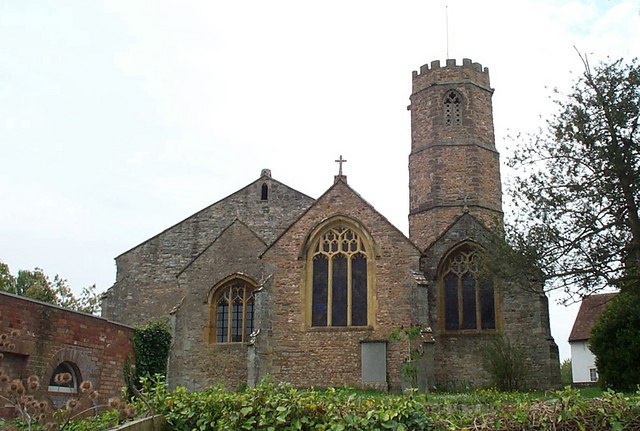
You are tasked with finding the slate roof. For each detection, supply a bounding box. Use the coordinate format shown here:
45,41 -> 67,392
568,293 -> 618,342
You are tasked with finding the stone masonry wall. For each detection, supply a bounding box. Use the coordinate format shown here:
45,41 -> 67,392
102,173 -> 314,326
408,58 -> 502,252
0,292 -> 134,404
168,220 -> 266,390
258,180 -> 422,391
421,215 -> 559,389
408,145 -> 503,250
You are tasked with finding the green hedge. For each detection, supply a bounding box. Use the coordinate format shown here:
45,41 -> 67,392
142,380 -> 640,431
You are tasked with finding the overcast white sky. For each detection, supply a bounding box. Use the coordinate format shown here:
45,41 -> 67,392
1,0 -> 638,361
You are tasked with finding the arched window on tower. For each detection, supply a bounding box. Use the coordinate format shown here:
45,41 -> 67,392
440,244 -> 495,331
261,183 -> 269,201
209,277 -> 255,343
308,223 -> 371,327
444,90 -> 462,126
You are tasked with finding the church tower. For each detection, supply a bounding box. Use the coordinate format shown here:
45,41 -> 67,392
407,58 -> 503,251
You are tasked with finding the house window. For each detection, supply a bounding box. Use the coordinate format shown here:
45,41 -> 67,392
210,280 -> 255,343
261,183 -> 269,200
590,368 -> 598,382
310,225 -> 368,327
48,362 -> 79,394
441,245 -> 495,331
444,90 -> 462,126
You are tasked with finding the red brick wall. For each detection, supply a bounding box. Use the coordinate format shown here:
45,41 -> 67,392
0,292 -> 134,405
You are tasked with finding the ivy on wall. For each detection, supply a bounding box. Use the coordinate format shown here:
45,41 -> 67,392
125,319 -> 172,397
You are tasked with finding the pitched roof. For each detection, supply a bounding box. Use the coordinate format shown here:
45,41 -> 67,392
568,292 -> 618,342
115,170 -> 314,259
261,176 -> 421,257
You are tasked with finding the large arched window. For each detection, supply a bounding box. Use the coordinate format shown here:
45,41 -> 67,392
209,278 -> 255,343
309,225 -> 369,327
444,90 -> 462,126
440,245 -> 495,331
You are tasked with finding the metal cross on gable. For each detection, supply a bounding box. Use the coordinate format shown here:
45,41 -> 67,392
335,155 -> 347,176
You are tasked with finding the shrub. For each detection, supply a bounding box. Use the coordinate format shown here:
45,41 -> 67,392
125,319 -> 172,397
141,379 -> 640,431
590,289 -> 640,391
560,358 -> 572,386
482,334 -> 527,391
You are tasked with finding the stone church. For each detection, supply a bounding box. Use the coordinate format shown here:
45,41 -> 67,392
102,58 -> 560,391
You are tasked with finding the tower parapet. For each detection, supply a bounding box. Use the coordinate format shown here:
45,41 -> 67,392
412,58 -> 491,94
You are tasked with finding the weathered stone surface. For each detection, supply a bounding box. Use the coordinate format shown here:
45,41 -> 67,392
257,180 -> 422,391
408,58 -> 503,250
410,59 -> 559,389
102,173 -> 314,325
168,220 -> 266,390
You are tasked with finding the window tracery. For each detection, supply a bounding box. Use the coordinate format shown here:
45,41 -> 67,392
310,225 -> 368,327
441,245 -> 495,331
210,280 -> 255,343
444,90 -> 462,126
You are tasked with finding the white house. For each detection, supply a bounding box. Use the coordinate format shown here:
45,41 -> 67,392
568,293 -> 617,385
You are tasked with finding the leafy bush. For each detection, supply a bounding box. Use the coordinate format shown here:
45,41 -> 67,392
389,325 -> 429,389
560,359 -> 572,386
482,335 -> 527,391
140,378 -> 640,431
125,319 -> 172,397
590,289 -> 640,391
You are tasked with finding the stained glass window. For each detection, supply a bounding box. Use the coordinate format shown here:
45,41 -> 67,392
213,281 -> 255,343
311,226 -> 369,327
441,246 -> 495,331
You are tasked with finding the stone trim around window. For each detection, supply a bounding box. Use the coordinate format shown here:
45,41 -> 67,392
206,274 -> 257,344
437,242 -> 499,334
302,217 -> 377,329
444,89 -> 463,126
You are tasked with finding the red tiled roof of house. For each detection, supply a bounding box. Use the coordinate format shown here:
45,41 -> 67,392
568,292 -> 618,342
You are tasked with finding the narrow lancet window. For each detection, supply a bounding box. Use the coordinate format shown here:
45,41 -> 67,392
261,183 -> 269,200
444,90 -> 462,126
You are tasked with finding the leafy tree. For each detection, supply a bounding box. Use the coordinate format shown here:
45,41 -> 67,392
493,56 -> 640,302
590,289 -> 640,391
560,359 -> 573,386
0,261 -> 15,292
15,268 -> 57,303
0,260 -> 100,314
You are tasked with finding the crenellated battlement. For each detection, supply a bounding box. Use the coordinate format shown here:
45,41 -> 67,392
411,58 -> 491,90
412,58 -> 488,77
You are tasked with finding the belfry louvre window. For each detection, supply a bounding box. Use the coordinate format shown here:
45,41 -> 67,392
442,246 -> 495,331
311,226 -> 368,327
213,281 -> 255,342
444,90 -> 462,126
